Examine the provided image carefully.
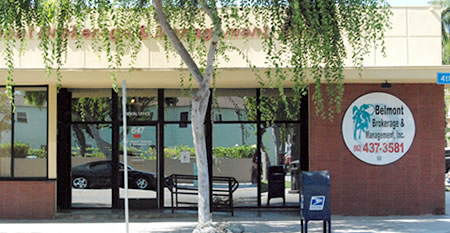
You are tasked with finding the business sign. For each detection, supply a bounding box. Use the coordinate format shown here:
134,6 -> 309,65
342,92 -> 415,165
129,127 -> 152,146
437,72 -> 450,84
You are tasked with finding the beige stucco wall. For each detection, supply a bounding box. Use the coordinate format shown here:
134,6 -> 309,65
0,7 -> 446,89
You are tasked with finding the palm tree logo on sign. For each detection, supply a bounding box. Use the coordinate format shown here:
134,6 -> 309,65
352,104 -> 375,140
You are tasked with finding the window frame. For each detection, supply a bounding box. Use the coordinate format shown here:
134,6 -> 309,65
16,112 -> 27,123
179,111 -> 189,128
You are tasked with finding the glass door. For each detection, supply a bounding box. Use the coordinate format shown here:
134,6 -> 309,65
261,123 -> 300,207
119,125 -> 158,209
71,124 -> 113,208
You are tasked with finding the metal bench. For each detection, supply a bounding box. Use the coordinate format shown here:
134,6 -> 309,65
165,174 -> 239,216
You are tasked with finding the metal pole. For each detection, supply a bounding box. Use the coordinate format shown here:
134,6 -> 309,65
122,80 -> 129,233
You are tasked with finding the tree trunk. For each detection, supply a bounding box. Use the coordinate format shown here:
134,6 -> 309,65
73,126 -> 86,156
153,0 -> 220,226
273,124 -> 284,165
88,124 -> 112,160
192,89 -> 211,224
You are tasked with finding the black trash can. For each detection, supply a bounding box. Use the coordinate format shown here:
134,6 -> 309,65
299,170 -> 331,233
289,160 -> 300,193
267,165 -> 285,206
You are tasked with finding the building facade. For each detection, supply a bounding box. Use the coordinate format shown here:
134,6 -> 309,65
0,7 -> 447,218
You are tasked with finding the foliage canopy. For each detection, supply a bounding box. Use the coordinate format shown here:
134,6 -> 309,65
0,0 -> 390,118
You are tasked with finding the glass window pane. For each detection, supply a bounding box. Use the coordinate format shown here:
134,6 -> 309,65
119,89 -> 158,122
212,89 -> 256,122
213,123 -> 257,207
164,89 -> 192,121
71,89 -> 112,122
71,124 -> 112,208
164,123 -> 195,207
120,126 -> 157,203
260,89 -> 301,121
13,87 -> 47,177
261,123 -> 300,207
0,88 -> 11,177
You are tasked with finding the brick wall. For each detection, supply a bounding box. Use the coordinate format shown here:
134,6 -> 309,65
309,84 -> 445,215
0,181 -> 55,219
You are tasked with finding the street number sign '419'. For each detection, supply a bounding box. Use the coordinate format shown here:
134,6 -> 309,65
437,72 -> 450,84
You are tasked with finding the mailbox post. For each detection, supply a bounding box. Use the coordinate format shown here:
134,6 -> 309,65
299,170 -> 331,233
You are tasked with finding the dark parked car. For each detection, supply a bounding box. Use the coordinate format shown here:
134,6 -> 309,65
72,160 -> 157,190
446,149 -> 450,173
445,150 -> 450,172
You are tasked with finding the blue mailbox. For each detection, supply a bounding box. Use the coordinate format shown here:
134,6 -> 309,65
300,170 -> 331,233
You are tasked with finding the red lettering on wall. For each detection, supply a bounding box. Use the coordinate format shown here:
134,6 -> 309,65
139,25 -> 149,39
8,25 -> 270,40
81,28 -> 91,39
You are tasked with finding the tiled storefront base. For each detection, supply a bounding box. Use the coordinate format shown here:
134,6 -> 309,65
0,180 -> 55,219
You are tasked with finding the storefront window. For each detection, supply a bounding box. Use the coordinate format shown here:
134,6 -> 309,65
63,88 -> 304,209
71,89 -> 112,122
164,89 -> 192,122
0,88 -> 11,177
260,89 -> 300,122
0,87 -> 48,178
261,123 -> 300,207
119,125 -> 158,201
13,88 -> 48,177
119,89 -> 158,122
212,89 -> 256,122
212,89 -> 258,207
71,124 -> 112,208
163,122 -> 196,207
213,123 -> 257,207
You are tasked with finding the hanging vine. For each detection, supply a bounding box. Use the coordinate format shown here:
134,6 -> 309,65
0,0 -> 390,119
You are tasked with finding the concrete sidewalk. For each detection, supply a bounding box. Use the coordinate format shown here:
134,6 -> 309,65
0,213 -> 449,233
0,192 -> 449,233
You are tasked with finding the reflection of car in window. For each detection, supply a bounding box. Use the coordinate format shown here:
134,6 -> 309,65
446,171 -> 450,187
446,149 -> 450,173
71,161 -> 157,190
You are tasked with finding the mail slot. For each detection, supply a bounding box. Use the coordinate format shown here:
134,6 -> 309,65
299,170 -> 331,233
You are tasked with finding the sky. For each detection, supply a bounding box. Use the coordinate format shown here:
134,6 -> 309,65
387,0 -> 432,6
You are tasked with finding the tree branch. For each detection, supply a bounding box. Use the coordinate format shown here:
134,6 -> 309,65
153,0 -> 204,84
198,0 -> 221,81
195,0 -> 222,102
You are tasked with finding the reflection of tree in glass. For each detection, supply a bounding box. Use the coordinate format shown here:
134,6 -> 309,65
72,97 -> 111,158
24,91 -> 47,108
125,97 -> 158,120
0,92 -> 12,144
72,96 -> 176,159
246,94 -> 303,165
